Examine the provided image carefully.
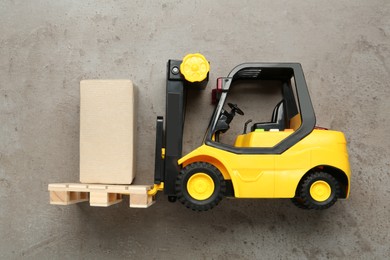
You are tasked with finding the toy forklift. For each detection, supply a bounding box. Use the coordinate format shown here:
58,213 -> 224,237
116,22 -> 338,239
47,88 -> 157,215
154,53 -> 350,211
49,53 -> 351,211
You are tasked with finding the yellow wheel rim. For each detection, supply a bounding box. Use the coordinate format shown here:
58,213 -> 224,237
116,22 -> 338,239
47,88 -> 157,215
310,181 -> 332,202
187,173 -> 215,200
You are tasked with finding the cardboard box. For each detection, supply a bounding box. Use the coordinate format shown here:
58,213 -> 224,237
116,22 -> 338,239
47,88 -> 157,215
80,80 -> 135,184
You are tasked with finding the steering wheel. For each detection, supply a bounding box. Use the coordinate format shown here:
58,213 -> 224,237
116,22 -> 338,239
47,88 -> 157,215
228,103 -> 244,115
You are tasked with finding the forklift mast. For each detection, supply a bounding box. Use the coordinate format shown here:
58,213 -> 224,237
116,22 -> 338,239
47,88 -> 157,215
154,56 -> 209,197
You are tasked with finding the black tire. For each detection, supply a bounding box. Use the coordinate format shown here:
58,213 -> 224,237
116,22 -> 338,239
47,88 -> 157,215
291,197 -> 310,210
175,162 -> 226,211
167,196 -> 177,203
298,171 -> 340,210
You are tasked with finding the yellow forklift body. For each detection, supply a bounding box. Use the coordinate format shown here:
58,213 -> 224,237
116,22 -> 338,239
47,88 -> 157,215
178,129 -> 350,199
234,130 -> 294,148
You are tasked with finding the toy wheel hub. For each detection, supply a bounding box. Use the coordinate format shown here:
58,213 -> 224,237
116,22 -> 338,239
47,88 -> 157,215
310,181 -> 331,202
187,173 -> 214,200
180,53 -> 210,82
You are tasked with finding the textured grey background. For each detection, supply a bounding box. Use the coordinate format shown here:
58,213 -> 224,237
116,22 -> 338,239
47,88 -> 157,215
1,0 -> 389,259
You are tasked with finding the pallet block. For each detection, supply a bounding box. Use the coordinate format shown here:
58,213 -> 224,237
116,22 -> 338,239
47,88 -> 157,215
89,192 -> 123,207
128,186 -> 156,208
48,183 -> 155,208
49,190 -> 89,205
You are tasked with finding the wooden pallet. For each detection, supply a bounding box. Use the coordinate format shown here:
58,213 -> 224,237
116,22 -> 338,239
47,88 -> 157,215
48,183 -> 155,208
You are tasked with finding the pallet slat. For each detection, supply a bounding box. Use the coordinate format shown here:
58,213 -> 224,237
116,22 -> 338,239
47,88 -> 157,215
48,183 -> 155,208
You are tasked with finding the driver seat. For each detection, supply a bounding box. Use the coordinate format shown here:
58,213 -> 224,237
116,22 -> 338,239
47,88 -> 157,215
251,100 -> 286,131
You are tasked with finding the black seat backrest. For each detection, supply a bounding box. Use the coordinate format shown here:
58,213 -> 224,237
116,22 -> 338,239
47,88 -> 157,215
272,100 -> 283,122
251,100 -> 286,131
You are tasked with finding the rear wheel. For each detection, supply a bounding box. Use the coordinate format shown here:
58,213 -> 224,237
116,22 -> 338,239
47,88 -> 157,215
175,162 -> 226,211
298,171 -> 340,210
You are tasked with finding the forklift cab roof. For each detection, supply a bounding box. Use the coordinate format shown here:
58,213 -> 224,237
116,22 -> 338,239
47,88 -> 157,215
230,66 -> 295,81
207,63 -> 316,154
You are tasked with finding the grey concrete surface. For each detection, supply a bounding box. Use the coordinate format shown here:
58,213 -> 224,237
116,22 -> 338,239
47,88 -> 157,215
1,0 -> 389,259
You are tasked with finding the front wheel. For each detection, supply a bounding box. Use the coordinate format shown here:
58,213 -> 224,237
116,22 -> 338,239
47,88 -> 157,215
175,162 -> 226,211
291,197 -> 310,210
298,171 -> 340,210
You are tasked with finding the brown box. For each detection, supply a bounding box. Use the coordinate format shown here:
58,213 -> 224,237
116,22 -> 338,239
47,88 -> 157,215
80,80 -> 135,184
